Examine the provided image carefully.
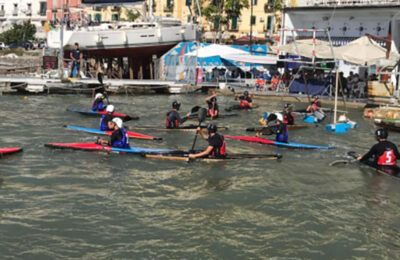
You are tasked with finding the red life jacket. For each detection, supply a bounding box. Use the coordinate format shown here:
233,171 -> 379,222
240,100 -> 249,108
377,150 -> 396,166
165,113 -> 179,129
208,108 -> 217,117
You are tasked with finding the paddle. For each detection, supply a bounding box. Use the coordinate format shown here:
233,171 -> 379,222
329,151 -> 359,166
190,108 -> 207,153
122,115 -> 140,122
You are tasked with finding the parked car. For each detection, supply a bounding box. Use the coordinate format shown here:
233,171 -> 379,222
8,42 -> 34,50
37,41 -> 47,49
0,42 -> 6,50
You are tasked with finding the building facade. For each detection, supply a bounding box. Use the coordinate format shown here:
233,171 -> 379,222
282,0 -> 400,50
150,0 -> 281,42
0,0 -> 47,38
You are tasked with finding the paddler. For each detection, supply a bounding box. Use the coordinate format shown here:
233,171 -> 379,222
283,103 -> 295,125
306,95 -> 322,113
165,101 -> 190,129
92,93 -> 106,111
205,89 -> 219,119
98,117 -> 130,149
189,123 -> 226,159
357,128 -> 400,168
100,105 -> 115,131
235,91 -> 253,109
257,113 -> 288,142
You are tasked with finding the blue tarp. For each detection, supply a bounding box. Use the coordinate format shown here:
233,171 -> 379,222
289,79 -> 329,95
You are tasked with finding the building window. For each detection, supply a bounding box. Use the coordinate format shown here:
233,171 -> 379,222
231,17 -> 238,30
95,14 -> 102,22
213,17 -> 220,30
251,15 -> 256,25
267,15 -> 273,31
112,14 -> 119,21
252,0 -> 258,6
165,0 -> 174,12
13,4 -> 18,16
39,2 -> 47,16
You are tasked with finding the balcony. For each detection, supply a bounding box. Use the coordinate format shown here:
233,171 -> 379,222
26,10 -> 32,16
12,9 -> 18,16
0,10 -> 4,17
284,0 -> 400,8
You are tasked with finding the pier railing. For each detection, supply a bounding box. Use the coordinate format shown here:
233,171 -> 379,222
284,0 -> 400,8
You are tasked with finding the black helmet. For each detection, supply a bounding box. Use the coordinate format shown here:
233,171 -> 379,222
243,91 -> 249,96
207,123 -> 218,133
312,95 -> 319,100
172,101 -> 181,109
284,103 -> 292,109
376,128 -> 388,139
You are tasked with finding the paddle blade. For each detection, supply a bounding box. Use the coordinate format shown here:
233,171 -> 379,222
198,108 -> 207,123
347,151 -> 359,159
191,106 -> 202,113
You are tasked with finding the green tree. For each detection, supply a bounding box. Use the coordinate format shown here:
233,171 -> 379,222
125,9 -> 141,21
201,0 -> 248,42
0,22 -> 37,44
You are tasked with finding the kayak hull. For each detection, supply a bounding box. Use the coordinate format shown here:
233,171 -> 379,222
64,125 -> 162,140
66,108 -> 139,121
0,147 -> 23,156
45,142 -> 175,154
131,125 -> 228,132
144,152 -> 282,162
224,135 -> 332,149
246,124 -> 314,132
349,152 -> 400,179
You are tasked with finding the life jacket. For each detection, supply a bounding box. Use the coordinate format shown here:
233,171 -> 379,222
211,134 -> 226,157
283,112 -> 294,125
165,111 -> 179,129
275,124 -> 289,143
92,99 -> 104,111
208,108 -> 217,117
240,99 -> 249,108
112,128 -> 130,149
377,149 -> 396,166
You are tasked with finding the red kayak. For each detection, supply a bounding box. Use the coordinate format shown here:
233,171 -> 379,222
0,147 -> 23,156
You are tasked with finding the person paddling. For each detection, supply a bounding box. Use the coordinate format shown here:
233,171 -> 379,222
92,93 -> 106,111
283,103 -> 295,125
98,117 -> 130,149
189,123 -> 226,159
205,89 -> 219,119
100,105 -> 115,131
357,128 -> 400,168
306,95 -> 322,113
257,113 -> 288,142
166,101 -> 190,129
235,90 -> 253,109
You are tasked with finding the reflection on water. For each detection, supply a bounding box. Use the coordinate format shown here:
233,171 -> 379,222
1,94 -> 400,258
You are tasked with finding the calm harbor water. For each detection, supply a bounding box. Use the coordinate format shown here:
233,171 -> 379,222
1,94 -> 400,259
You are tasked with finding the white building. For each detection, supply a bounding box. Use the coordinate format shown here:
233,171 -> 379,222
0,0 -> 47,39
282,0 -> 400,51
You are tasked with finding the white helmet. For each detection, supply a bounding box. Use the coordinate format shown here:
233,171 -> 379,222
95,93 -> 104,100
106,105 -> 115,113
275,113 -> 283,122
112,117 -> 123,128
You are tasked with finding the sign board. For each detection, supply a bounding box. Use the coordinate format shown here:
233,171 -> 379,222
43,56 -> 58,70
82,0 -> 144,3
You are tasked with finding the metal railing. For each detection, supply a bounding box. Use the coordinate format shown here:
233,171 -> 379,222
284,0 -> 400,8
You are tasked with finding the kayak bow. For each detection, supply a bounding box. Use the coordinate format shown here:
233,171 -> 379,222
224,135 -> 333,149
64,125 -> 162,140
0,147 -> 23,157
66,108 -> 139,121
45,142 -> 175,154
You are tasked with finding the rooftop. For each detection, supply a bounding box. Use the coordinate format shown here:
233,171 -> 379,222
284,0 -> 400,8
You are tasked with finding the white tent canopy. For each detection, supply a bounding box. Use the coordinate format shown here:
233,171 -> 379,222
221,54 -> 277,65
272,39 -> 335,59
185,44 -> 248,58
335,36 -> 400,66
